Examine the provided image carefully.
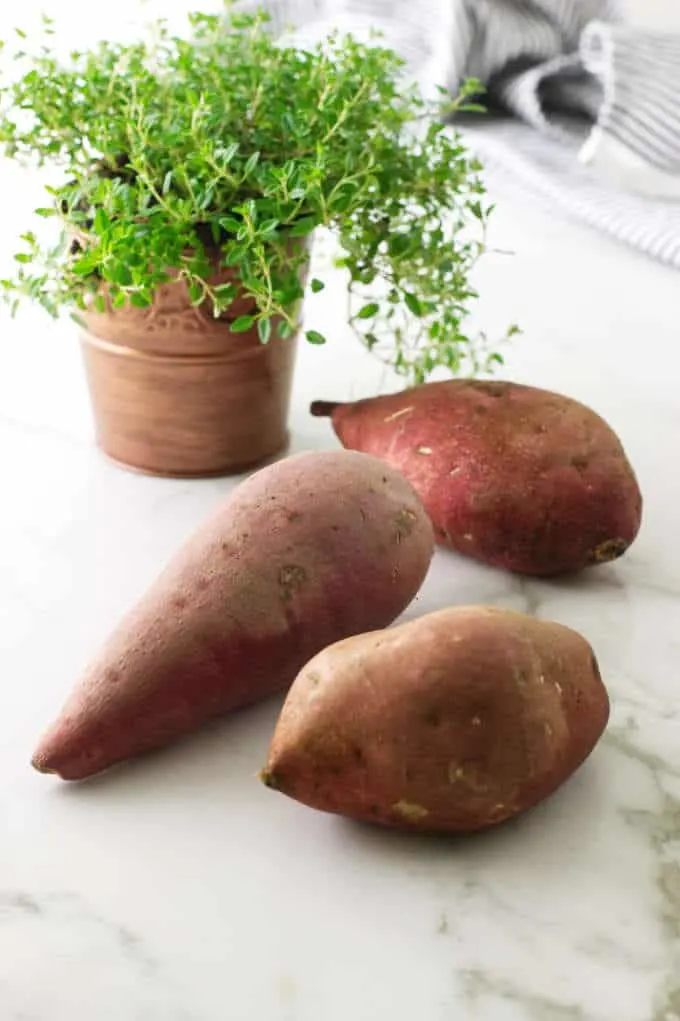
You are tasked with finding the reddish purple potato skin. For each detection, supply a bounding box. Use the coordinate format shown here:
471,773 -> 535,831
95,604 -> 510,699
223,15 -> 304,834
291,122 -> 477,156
311,380 -> 643,576
32,450 -> 434,780
262,606 -> 610,833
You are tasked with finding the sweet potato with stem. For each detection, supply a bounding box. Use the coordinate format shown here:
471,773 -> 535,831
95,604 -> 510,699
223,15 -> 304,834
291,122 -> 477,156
311,380 -> 642,576
262,606 -> 610,833
32,450 -> 434,780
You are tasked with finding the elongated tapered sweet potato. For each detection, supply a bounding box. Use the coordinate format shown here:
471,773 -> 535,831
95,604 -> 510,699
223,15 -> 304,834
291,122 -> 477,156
262,606 -> 610,833
311,380 -> 642,576
32,450 -> 434,780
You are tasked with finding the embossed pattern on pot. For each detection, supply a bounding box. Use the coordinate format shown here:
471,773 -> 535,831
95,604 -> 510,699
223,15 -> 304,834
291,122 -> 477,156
80,259 -> 305,477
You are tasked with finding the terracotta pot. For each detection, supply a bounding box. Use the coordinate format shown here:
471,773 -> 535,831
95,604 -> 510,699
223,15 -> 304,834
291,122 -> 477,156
79,265 -> 301,477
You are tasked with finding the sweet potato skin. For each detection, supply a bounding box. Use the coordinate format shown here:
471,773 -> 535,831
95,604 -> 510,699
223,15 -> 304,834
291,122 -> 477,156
263,606 -> 610,833
32,450 -> 434,780
311,381 -> 642,576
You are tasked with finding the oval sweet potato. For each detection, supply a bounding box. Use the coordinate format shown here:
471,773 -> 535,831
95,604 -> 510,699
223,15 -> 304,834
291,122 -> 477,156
311,380 -> 643,576
32,450 -> 434,780
262,606 -> 610,833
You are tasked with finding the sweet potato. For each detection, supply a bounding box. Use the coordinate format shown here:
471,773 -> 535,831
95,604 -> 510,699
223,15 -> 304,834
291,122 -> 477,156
311,380 -> 642,576
32,450 -> 434,780
262,606 -> 610,833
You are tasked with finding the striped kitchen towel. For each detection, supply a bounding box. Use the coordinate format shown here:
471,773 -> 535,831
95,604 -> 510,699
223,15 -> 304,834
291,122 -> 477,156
236,0 -> 680,269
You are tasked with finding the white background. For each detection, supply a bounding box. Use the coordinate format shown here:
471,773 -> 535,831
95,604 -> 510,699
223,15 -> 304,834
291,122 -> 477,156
0,0 -> 679,38
1,3 -> 680,1021
626,0 -> 680,28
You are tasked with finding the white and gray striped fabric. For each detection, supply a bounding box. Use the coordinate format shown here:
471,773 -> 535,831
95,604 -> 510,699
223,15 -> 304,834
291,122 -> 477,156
238,0 -> 680,269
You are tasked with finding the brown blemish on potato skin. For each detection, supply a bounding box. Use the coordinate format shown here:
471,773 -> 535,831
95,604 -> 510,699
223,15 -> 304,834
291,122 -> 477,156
570,454 -> 589,473
467,381 -> 508,398
394,508 -> 418,543
278,565 -> 307,601
589,538 -> 629,564
392,800 -> 429,822
422,706 -> 441,726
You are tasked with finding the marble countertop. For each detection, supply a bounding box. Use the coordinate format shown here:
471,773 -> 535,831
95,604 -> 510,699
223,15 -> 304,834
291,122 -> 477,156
1,150 -> 680,1020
